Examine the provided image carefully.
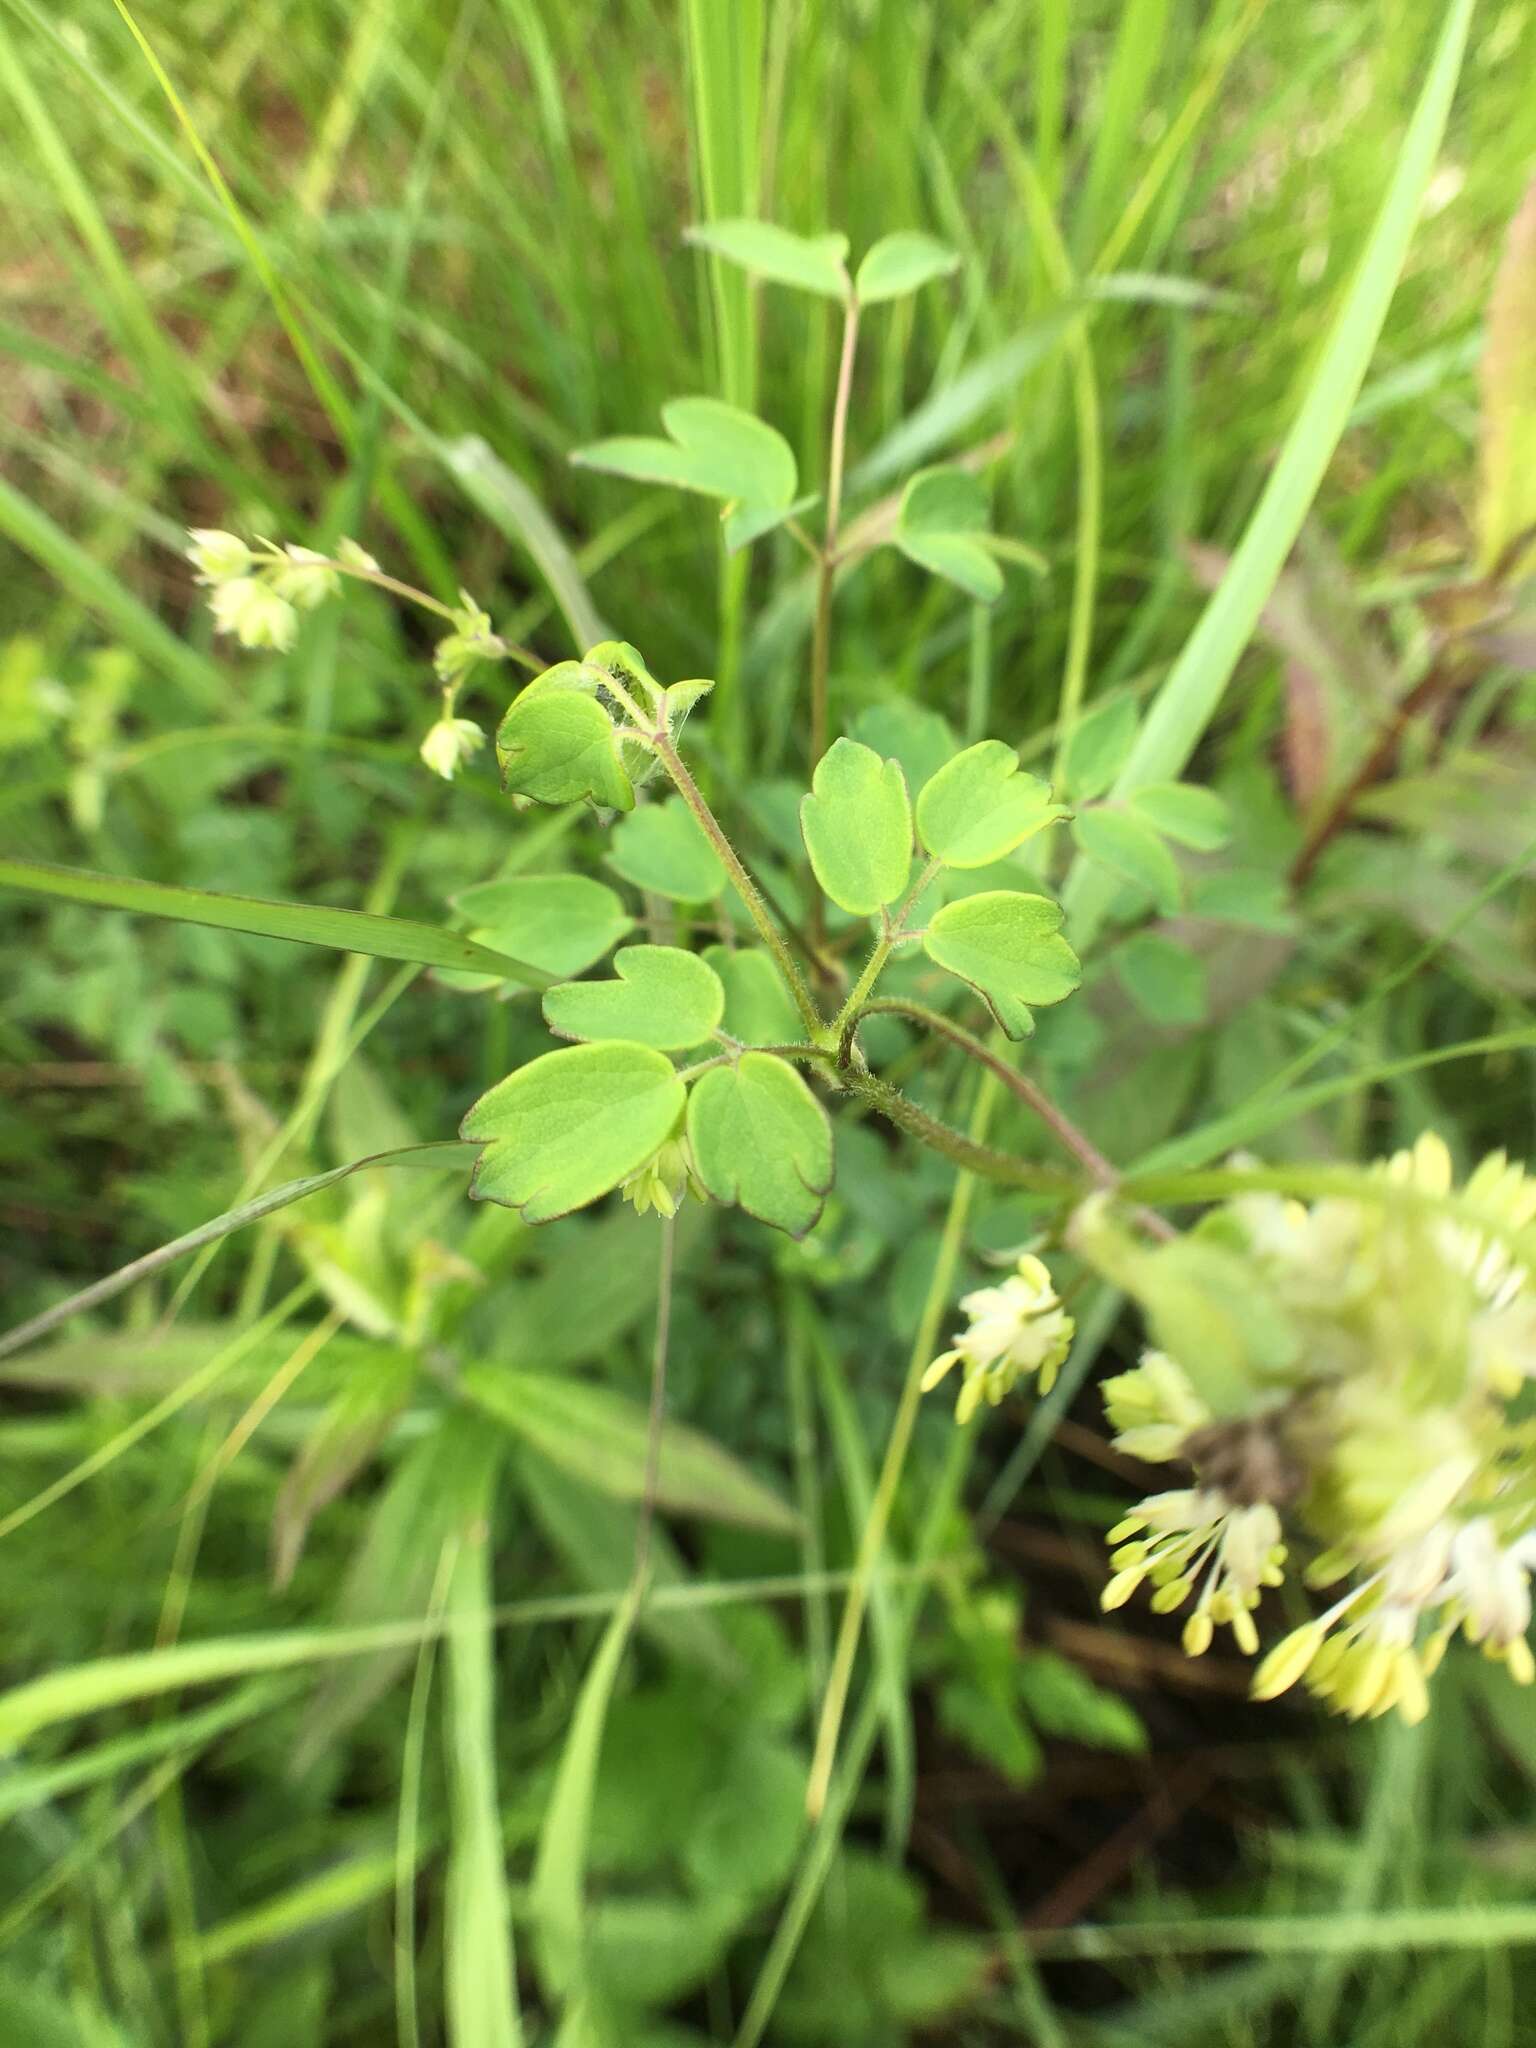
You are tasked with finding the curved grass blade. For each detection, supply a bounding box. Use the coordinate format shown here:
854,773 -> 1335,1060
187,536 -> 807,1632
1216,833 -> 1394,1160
0,859 -> 553,985
0,1143 -> 476,1362
0,1566 -> 949,1753
1063,0 -> 1477,943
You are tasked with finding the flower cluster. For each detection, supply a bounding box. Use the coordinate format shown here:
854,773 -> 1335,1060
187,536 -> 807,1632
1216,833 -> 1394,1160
186,528 -> 500,781
187,529 -> 351,652
1093,1135 -> 1536,1724
923,1253 -> 1076,1424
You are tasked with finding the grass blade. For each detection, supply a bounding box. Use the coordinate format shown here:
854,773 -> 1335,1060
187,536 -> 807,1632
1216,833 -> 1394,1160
443,1513 -> 523,2048
463,1368 -> 799,1534
528,1581 -> 642,1999
0,477 -> 224,706
1063,0 -> 1478,942
0,859 -> 553,984
0,1145 -> 475,1363
444,434 -> 608,652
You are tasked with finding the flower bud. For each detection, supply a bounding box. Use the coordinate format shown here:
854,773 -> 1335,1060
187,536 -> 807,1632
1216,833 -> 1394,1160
419,716 -> 486,781
186,528 -> 252,583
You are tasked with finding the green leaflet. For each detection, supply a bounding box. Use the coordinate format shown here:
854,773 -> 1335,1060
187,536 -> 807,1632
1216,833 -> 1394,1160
855,231 -> 960,305
1060,695 -> 1139,801
686,1053 -> 833,1239
496,687 -> 635,811
683,218 -> 849,298
462,1043 -> 684,1222
607,798 -> 727,902
542,946 -> 725,1051
1127,781 -> 1232,851
798,738 -> 912,916
849,701 -> 959,801
1113,931 -> 1209,1027
923,891 -> 1082,1040
702,946 -> 804,1048
915,740 -> 1068,869
893,467 -> 1003,603
1070,808 -> 1183,916
571,396 -> 798,549
445,874 -> 633,991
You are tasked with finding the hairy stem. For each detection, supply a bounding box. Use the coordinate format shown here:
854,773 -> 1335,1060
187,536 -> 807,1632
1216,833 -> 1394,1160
842,1070 -> 1071,1192
652,736 -> 825,1039
830,860 -> 941,1041
854,1002 -> 1105,1175
853,999 -> 1176,1241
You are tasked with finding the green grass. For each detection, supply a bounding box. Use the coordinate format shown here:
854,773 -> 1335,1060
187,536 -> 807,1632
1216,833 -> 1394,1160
2,1 -> 1535,2044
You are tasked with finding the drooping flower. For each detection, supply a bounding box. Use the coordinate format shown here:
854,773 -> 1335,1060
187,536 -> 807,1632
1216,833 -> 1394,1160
1101,1487 -> 1286,1655
186,528 -> 253,584
419,716 -> 486,781
1439,1517 -> 1536,1682
922,1253 -> 1075,1423
434,594 -> 501,686
621,1136 -> 703,1221
207,575 -> 299,652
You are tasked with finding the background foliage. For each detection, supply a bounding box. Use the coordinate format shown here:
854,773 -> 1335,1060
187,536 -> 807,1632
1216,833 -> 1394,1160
2,1 -> 1535,2043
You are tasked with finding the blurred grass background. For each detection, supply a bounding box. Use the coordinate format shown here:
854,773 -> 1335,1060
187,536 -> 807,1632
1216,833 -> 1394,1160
2,1 -> 1536,2043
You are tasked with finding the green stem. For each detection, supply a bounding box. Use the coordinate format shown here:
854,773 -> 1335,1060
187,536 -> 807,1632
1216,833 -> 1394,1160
1050,318 -> 1101,781
831,859 -> 940,1041
856,999 -> 1176,1240
809,293 -> 861,772
834,925 -> 896,1040
805,1068 -> 1001,1821
631,1214 -> 676,1594
652,736 -> 825,1040
842,1070 -> 1069,1192
855,1000 -> 1108,1181
281,551 -> 542,671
